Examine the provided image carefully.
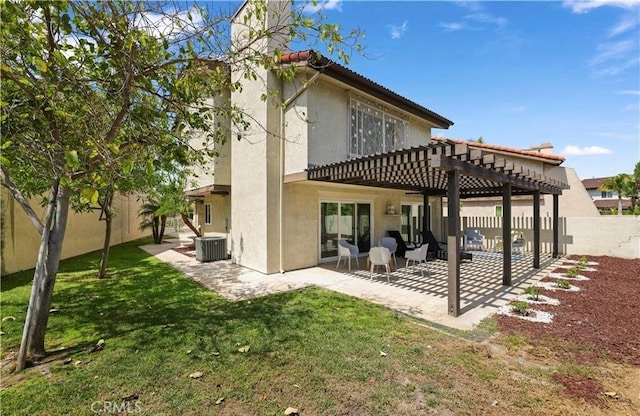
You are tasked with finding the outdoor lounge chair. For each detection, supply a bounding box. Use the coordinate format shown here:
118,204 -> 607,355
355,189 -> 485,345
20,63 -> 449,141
422,230 -> 472,262
463,229 -> 486,251
336,239 -> 359,272
386,230 -> 415,257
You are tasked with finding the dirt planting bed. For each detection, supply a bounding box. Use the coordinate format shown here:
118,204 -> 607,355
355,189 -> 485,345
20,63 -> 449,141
497,255 -> 640,366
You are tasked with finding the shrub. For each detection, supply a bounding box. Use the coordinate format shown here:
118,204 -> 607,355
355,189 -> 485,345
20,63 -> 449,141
524,286 -> 541,301
565,267 -> 579,278
556,279 -> 571,290
510,300 -> 530,316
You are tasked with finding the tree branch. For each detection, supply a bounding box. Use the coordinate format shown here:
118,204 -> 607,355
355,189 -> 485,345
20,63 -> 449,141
0,165 -> 45,235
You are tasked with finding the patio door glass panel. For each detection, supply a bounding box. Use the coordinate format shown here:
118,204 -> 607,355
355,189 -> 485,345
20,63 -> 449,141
341,203 -> 355,244
320,202 -> 339,259
401,205 -> 411,242
320,201 -> 371,260
357,203 -> 371,253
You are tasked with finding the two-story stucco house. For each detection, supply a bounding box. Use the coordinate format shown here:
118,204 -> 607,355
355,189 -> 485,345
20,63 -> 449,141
185,0 -> 570,310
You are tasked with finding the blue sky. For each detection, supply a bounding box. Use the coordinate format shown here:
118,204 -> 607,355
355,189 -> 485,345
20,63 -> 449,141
299,0 -> 640,179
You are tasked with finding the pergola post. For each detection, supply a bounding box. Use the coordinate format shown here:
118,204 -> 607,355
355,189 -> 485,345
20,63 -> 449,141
552,193 -> 559,258
423,192 -> 429,239
502,183 -> 512,286
533,191 -> 540,268
447,170 -> 461,317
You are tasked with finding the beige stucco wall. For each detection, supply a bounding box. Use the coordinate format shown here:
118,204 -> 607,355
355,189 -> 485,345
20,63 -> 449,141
228,1 -> 287,274
193,194 -> 231,237
565,216 -> 639,259
1,189 -> 146,275
187,92 -> 232,189
282,181 -> 423,271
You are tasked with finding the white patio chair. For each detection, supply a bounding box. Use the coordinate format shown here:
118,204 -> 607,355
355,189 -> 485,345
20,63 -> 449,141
405,243 -> 430,277
511,231 -> 526,255
336,239 -> 359,272
379,237 -> 398,266
369,246 -> 391,282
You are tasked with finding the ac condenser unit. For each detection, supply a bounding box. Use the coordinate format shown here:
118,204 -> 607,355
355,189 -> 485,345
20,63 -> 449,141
195,237 -> 227,262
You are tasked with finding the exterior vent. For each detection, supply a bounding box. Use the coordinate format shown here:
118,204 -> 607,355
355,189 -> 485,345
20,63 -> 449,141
195,237 -> 227,262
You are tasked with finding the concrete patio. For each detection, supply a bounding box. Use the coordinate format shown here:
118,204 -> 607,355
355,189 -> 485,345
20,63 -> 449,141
140,233 -> 562,331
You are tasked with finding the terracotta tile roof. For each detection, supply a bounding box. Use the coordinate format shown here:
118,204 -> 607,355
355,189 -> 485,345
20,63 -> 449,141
431,136 -> 565,165
278,50 -> 454,129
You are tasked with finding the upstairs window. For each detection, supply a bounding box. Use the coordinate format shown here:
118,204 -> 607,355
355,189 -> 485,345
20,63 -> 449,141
349,97 -> 408,156
601,191 -> 613,199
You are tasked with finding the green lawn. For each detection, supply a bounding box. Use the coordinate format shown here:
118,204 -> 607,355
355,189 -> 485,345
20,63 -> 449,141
0,240 -> 634,415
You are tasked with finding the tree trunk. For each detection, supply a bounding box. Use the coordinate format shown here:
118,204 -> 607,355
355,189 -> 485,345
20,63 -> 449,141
98,191 -> 114,279
16,183 -> 70,370
618,197 -> 623,216
29,185 -> 70,358
151,217 -> 159,243
181,213 -> 201,237
158,214 -> 167,243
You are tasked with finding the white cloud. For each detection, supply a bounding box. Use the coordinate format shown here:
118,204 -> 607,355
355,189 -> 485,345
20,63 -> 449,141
302,0 -> 343,14
502,106 -> 527,112
387,21 -> 408,39
563,0 -> 640,14
590,39 -> 635,65
624,102 -> 640,111
617,90 -> 640,95
593,55 -> 640,76
464,12 -> 507,26
608,13 -> 639,37
589,38 -> 639,76
133,7 -> 204,38
562,145 -> 613,155
439,22 -> 466,31
441,2 -> 508,32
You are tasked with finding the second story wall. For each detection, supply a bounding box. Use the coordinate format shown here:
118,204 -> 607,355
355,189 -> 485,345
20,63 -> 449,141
284,77 -> 435,175
187,92 -> 232,189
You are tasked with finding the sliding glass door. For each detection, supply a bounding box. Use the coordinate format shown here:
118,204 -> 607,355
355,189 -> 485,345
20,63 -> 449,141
320,201 -> 371,260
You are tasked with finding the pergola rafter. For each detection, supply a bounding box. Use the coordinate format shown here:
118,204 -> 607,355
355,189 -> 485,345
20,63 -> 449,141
307,139 -> 569,317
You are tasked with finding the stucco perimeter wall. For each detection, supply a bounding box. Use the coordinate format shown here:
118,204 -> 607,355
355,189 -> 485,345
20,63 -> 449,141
565,216 -> 639,259
282,181 -> 423,271
1,190 -> 147,275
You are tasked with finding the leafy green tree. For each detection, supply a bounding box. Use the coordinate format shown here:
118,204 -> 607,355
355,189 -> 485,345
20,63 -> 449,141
1,0 -> 362,371
599,173 -> 631,215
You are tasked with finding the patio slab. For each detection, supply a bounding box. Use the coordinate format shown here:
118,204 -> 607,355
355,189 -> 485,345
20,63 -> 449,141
141,235 -> 562,331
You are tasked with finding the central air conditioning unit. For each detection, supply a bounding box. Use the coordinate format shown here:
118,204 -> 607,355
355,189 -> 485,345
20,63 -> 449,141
195,237 -> 227,262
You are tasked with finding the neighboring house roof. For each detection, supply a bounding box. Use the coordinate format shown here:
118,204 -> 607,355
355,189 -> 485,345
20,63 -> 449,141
594,199 -> 632,210
581,177 -> 609,190
279,50 -> 454,129
431,137 -> 565,165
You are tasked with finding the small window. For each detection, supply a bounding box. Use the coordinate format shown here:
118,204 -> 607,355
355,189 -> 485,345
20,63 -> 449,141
495,205 -> 503,217
601,191 -> 613,199
204,203 -> 212,225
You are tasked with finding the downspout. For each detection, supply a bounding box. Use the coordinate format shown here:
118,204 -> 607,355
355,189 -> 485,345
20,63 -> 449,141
279,70 -> 321,273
